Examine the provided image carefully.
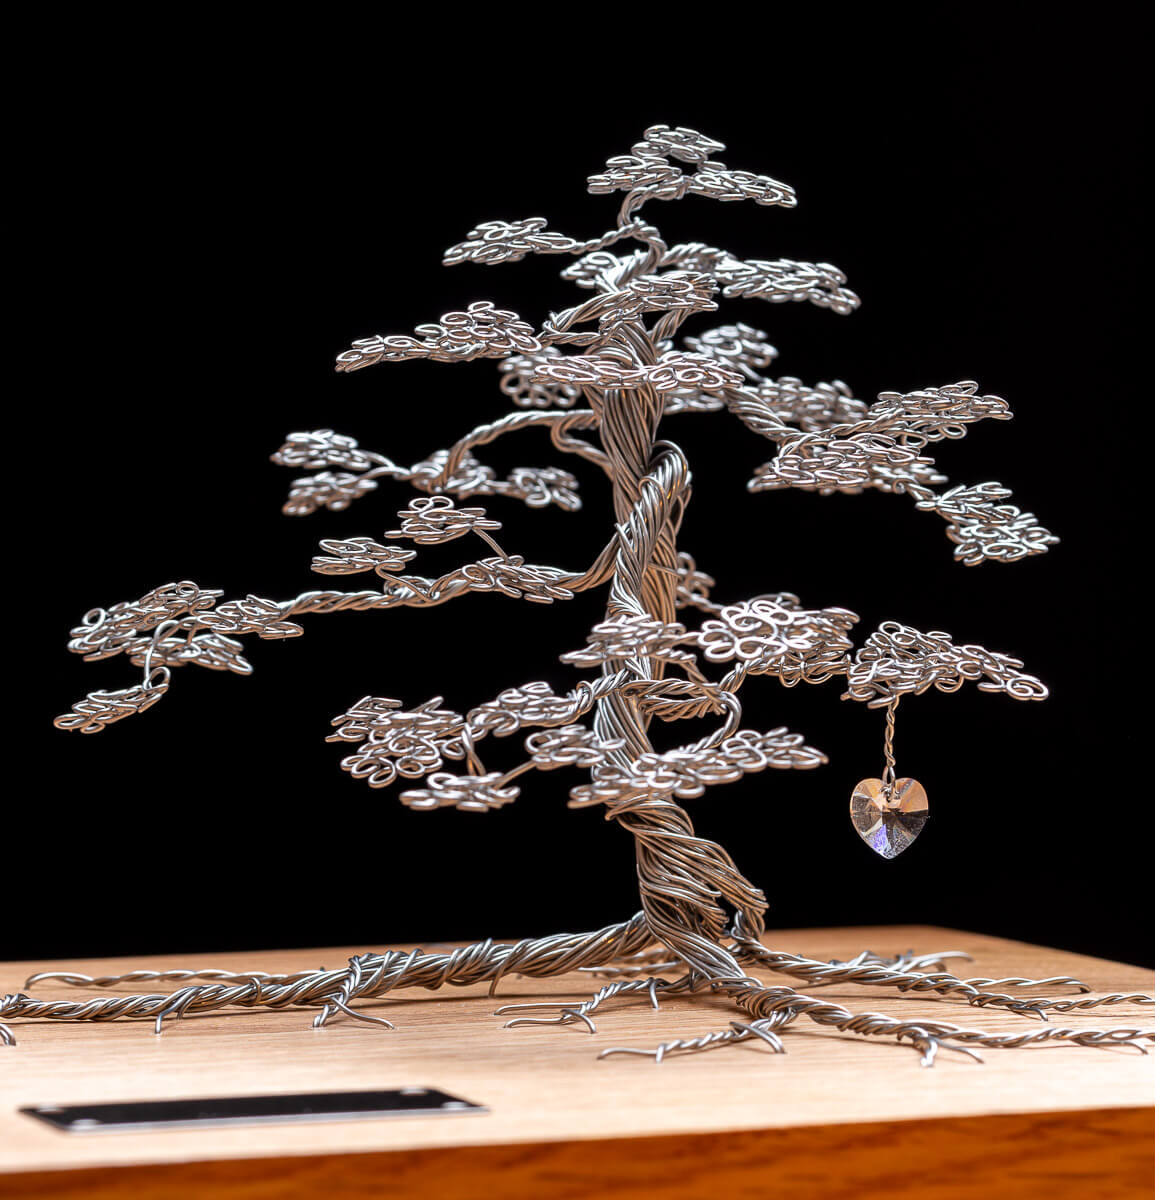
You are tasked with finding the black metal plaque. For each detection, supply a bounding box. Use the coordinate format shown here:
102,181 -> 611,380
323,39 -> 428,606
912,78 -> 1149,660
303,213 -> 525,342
21,1087 -> 487,1133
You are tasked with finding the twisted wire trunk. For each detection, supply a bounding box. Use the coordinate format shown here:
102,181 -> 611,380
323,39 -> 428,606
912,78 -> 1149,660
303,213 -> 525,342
592,295 -> 767,983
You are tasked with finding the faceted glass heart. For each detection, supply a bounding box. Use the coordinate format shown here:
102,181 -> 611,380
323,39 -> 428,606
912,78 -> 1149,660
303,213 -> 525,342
850,777 -> 928,859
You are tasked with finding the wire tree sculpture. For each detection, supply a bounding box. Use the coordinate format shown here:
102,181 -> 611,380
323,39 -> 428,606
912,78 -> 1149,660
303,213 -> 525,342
7,125 -> 1150,1063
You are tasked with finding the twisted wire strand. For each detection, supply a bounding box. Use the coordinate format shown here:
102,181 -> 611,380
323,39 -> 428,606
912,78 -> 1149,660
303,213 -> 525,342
729,941 -> 1116,1016
720,979 -> 1153,1060
882,697 -> 899,786
1,916 -> 651,1040
582,941 -> 1100,1014
504,939 -> 1146,1033
24,967 -> 304,988
581,945 -> 973,981
497,976 -> 681,1032
960,991 -> 1153,1016
29,940 -> 1109,1027
280,528 -> 621,617
599,1010 -> 795,1063
435,408 -> 608,487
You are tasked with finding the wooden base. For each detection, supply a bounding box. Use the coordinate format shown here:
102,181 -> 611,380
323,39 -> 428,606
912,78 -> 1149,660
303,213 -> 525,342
3,926 -> 1153,1198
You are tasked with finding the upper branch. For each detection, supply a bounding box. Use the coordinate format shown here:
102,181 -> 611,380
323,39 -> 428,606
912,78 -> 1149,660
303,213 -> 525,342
740,380 -> 1058,567
588,125 -> 797,220
432,408 -> 607,486
335,301 -> 540,373
273,411 -> 598,516
442,215 -> 662,269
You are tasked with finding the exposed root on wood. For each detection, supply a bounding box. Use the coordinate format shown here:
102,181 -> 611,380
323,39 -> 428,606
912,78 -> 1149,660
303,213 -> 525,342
4,928 -> 1150,1064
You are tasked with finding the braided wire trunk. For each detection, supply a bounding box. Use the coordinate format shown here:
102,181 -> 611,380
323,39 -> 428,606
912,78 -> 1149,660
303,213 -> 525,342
591,293 -> 766,985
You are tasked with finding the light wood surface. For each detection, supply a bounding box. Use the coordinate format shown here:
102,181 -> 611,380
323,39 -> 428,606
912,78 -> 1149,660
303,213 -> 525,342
2,926 -> 1153,1198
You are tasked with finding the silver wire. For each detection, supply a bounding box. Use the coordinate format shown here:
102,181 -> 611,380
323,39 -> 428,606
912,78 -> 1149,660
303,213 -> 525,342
19,124 -> 1148,1065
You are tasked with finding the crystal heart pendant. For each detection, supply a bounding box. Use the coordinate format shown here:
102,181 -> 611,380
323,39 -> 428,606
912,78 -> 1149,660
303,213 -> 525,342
850,777 -> 928,859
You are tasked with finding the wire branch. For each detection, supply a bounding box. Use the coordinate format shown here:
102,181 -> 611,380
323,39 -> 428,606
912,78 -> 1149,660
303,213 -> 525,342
434,408 -> 606,489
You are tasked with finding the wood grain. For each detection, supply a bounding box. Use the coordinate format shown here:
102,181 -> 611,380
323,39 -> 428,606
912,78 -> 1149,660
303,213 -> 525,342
3,926 -> 1153,1198
6,1109 -> 1155,1200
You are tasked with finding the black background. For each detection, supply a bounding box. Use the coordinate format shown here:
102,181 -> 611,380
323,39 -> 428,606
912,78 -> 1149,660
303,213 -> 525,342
16,19 -> 1150,968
